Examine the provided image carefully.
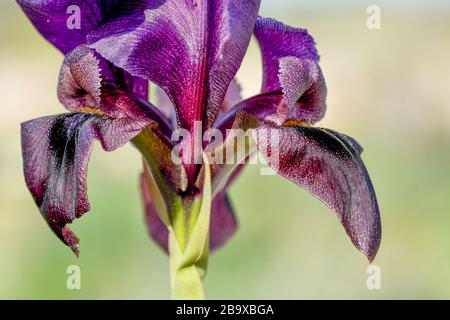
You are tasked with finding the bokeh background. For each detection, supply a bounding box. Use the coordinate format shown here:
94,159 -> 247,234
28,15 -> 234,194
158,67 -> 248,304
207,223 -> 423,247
1,0 -> 450,299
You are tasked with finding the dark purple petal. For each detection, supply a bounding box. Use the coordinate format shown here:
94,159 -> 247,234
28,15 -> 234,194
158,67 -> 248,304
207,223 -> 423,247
17,0 -> 119,53
154,78 -> 241,125
21,113 -> 155,255
97,51 -> 149,100
141,172 -> 168,253
254,16 -> 319,92
209,192 -> 238,250
140,174 -> 237,253
106,64 -> 149,101
253,126 -> 381,261
88,0 -> 260,130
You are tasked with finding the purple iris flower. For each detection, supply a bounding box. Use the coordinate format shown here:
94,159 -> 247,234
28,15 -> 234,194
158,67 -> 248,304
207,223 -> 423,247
18,0 -> 381,298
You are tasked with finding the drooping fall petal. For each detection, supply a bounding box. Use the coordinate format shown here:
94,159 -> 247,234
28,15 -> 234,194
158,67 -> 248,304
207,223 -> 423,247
253,125 -> 381,261
17,0 -> 120,53
88,0 -> 260,130
21,112 -> 156,255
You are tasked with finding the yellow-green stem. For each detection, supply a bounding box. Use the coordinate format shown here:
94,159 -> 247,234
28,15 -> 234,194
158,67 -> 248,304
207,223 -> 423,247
169,229 -> 206,300
134,131 -> 212,300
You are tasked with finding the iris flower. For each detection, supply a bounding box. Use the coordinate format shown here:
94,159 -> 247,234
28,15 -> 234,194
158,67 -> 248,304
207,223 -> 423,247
18,0 -> 381,299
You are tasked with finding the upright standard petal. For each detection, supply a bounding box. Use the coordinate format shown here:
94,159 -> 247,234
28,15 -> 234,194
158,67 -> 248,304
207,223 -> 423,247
17,0 -> 120,53
21,113 -> 155,255
254,16 -> 319,93
253,126 -> 381,261
88,0 -> 261,130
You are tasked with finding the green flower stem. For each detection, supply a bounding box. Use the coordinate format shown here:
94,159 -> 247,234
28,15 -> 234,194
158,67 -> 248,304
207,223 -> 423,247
169,228 -> 206,299
168,156 -> 212,300
134,130 -> 212,299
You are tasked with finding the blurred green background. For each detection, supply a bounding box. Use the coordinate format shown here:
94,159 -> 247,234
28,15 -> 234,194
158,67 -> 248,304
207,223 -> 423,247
1,0 -> 450,299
